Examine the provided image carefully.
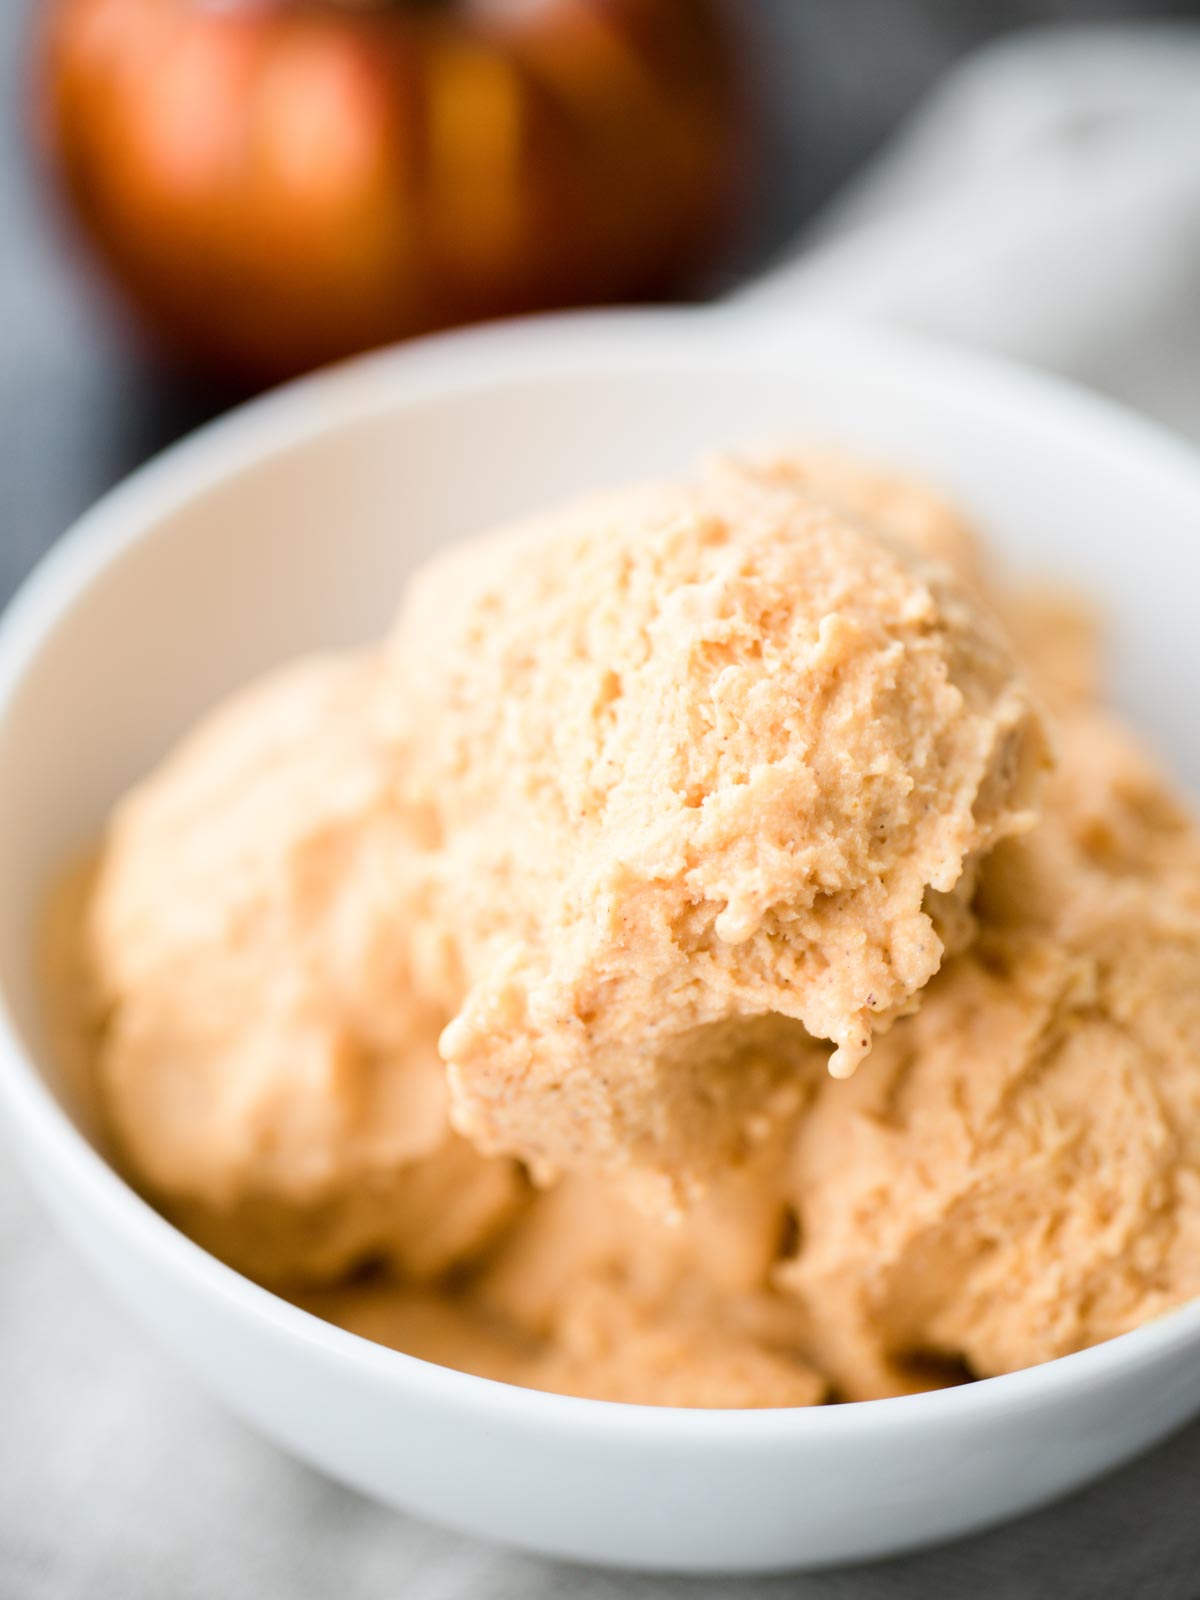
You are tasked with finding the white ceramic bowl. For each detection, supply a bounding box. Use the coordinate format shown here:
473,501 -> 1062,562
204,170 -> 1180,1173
2,311 -> 1200,1575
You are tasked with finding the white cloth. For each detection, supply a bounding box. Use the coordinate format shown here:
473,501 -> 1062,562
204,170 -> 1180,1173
746,23 -> 1200,441
7,23 -> 1200,1600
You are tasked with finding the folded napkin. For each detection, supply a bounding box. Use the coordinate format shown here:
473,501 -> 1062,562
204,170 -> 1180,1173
6,23 -> 1200,1600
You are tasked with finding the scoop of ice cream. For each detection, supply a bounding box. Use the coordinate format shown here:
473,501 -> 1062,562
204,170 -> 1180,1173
778,709 -> 1200,1399
86,654 -> 522,1285
475,1119 -> 801,1330
387,467 -> 1049,1202
305,1129 -> 827,1409
479,1156 -> 825,1406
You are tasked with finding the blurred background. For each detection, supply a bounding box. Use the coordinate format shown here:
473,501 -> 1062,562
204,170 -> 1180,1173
5,0 -> 1200,594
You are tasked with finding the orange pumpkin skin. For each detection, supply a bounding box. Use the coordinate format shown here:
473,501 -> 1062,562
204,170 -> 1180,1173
39,0 -> 744,387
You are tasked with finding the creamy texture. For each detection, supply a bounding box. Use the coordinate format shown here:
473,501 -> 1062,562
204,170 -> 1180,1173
65,447 -> 1200,1411
476,1139 -> 824,1406
301,1134 -> 826,1409
387,467 -> 1047,1200
779,708 -> 1200,1399
86,655 -> 521,1284
339,701 -> 1200,1409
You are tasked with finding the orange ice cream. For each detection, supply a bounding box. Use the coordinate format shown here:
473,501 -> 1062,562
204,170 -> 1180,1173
85,654 -> 521,1285
58,448 -> 1200,1410
387,465 -> 1048,1202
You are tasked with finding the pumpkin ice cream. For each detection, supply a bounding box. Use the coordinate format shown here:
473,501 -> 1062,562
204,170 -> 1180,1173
302,1132 -> 828,1408
85,653 -> 521,1285
387,466 -> 1048,1201
59,446 -> 1200,1412
290,1046 -> 827,1410
777,708 -> 1200,1399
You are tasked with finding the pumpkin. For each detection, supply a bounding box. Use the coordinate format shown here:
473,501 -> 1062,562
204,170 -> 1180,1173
39,0 -> 745,387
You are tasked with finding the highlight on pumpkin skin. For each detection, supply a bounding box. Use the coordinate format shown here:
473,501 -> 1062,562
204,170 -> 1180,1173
38,0 -> 746,386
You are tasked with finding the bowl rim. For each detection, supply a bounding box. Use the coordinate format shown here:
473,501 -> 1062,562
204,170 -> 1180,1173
3,304 -> 1200,1443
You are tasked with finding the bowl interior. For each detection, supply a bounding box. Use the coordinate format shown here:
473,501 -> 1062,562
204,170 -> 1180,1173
2,312 -> 1199,1139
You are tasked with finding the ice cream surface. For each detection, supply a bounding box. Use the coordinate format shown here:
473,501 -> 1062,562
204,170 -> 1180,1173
779,707 -> 1200,1399
301,1131 -> 827,1408
85,654 -> 521,1284
57,447 -> 1200,1409
387,464 -> 1048,1200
